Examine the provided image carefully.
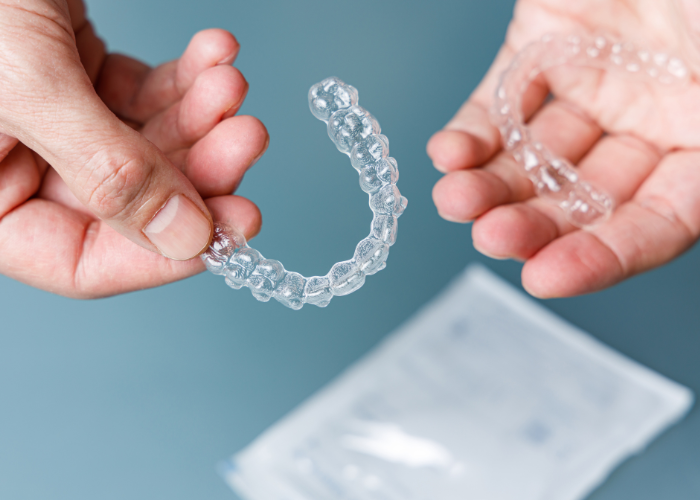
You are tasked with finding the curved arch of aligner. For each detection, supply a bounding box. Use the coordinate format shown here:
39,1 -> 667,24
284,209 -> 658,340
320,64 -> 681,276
491,32 -> 690,228
201,77 -> 408,310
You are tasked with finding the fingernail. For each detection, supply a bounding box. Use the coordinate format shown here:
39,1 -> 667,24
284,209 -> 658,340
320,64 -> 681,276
436,209 -> 471,224
223,80 -> 249,119
143,195 -> 212,260
472,244 -> 508,261
217,53 -> 237,66
251,136 -> 269,166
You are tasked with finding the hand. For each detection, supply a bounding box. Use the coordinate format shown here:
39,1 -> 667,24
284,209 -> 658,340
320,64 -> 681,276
0,0 -> 268,297
427,0 -> 700,297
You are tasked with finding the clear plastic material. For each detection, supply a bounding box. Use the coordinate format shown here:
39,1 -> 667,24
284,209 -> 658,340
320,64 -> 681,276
492,33 -> 690,228
202,78 -> 407,309
221,265 -> 693,500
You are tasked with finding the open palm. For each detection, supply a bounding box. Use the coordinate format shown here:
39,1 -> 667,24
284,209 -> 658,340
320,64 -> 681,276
428,0 -> 700,297
0,0 -> 267,297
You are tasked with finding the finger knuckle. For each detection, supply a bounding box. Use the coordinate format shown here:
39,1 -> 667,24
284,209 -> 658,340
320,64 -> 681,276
83,151 -> 154,221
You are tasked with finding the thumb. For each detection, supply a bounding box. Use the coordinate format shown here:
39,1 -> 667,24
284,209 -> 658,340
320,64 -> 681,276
0,1 -> 212,260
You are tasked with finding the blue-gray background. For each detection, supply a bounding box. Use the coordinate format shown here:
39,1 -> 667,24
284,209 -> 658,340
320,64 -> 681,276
1,0 -> 699,499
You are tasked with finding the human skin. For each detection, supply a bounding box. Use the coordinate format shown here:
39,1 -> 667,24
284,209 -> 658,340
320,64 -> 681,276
427,0 -> 700,298
0,0 -> 268,298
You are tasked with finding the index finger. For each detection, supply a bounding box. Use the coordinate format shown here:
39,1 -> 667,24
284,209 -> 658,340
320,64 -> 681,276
427,42 -> 550,173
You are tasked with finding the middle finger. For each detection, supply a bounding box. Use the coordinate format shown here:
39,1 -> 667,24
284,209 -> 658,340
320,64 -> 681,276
433,98 -> 602,222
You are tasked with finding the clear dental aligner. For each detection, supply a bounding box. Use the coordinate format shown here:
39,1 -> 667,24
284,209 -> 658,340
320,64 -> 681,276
201,77 -> 407,310
491,33 -> 690,228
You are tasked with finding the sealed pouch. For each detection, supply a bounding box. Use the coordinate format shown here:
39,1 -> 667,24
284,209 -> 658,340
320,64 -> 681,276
222,265 -> 693,500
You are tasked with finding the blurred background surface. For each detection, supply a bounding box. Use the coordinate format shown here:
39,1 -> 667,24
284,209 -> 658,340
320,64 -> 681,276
0,1 -> 699,499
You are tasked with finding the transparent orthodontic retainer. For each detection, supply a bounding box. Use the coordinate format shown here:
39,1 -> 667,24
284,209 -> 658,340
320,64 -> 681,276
491,32 -> 690,228
201,77 -> 407,310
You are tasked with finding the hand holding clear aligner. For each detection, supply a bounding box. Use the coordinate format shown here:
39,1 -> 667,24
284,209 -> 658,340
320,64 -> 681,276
201,78 -> 407,309
492,33 -> 690,228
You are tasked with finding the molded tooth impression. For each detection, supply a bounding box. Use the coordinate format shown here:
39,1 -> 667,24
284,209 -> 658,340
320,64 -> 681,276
202,77 -> 407,309
492,33 -> 689,228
